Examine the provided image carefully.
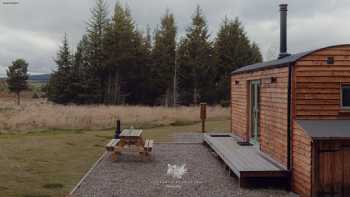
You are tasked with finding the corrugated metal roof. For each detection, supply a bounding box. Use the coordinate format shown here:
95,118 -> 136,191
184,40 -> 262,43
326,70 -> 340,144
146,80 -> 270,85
231,51 -> 312,75
297,119 -> 350,139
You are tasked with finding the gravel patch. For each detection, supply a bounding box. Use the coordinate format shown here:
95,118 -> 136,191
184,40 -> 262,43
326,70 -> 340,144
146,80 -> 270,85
172,132 -> 204,143
72,143 -> 297,197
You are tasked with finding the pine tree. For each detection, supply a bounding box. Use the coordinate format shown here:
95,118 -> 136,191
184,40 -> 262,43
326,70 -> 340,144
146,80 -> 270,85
69,36 -> 90,103
48,34 -> 74,104
177,6 -> 214,105
6,59 -> 29,105
45,3 -> 263,106
130,25 -> 159,105
127,30 -> 153,105
151,10 -> 177,106
103,2 -> 139,104
141,26 -> 155,104
86,0 -> 109,102
214,17 -> 262,103
249,42 -> 263,63
55,34 -> 72,72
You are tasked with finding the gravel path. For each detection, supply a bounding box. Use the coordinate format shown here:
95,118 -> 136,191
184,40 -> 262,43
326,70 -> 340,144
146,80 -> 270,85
72,143 -> 297,197
172,132 -> 204,143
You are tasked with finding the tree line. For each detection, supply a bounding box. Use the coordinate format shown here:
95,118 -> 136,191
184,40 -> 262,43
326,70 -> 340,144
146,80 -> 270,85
48,0 -> 262,106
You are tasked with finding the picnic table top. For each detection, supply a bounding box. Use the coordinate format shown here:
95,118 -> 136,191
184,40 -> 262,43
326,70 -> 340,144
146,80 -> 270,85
120,129 -> 143,137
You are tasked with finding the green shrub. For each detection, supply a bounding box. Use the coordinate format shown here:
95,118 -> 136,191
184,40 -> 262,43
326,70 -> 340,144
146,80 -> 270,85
220,100 -> 230,107
32,92 -> 40,99
0,80 -> 8,92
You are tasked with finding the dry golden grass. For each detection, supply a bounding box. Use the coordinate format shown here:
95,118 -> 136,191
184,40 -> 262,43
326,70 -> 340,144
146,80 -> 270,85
0,100 -> 229,132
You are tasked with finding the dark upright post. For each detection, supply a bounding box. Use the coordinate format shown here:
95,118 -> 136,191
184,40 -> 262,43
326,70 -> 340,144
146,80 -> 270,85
114,120 -> 121,139
200,103 -> 207,133
279,4 -> 290,59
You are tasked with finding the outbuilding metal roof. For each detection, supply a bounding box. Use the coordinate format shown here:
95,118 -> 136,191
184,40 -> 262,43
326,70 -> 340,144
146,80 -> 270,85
297,119 -> 350,139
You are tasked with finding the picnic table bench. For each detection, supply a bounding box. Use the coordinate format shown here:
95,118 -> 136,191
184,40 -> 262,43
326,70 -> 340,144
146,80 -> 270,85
105,129 -> 153,161
106,139 -> 120,151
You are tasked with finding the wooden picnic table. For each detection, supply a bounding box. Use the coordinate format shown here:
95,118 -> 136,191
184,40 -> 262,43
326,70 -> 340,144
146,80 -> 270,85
109,129 -> 153,161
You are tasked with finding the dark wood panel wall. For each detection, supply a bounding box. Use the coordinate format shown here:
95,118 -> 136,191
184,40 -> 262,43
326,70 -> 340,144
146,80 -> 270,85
295,46 -> 350,119
313,140 -> 350,197
231,67 -> 289,167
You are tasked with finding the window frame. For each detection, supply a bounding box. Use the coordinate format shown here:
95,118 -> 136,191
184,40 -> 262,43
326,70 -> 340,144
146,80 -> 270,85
340,84 -> 350,109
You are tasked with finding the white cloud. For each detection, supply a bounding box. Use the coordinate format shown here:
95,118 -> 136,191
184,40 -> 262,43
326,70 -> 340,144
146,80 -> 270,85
0,0 -> 350,72
0,28 -> 58,51
0,25 -> 59,74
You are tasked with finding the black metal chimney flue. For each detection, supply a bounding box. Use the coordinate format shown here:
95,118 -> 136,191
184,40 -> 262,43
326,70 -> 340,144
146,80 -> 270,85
279,4 -> 290,59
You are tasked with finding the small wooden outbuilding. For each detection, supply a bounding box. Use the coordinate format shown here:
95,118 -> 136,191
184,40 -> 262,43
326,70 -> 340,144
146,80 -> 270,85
230,4 -> 350,197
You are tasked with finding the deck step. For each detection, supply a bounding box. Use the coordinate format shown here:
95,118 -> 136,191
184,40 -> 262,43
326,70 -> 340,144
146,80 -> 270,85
203,133 -> 289,179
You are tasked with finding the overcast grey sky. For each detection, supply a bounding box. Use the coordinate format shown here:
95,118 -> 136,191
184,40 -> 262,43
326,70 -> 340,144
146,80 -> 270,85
0,0 -> 349,76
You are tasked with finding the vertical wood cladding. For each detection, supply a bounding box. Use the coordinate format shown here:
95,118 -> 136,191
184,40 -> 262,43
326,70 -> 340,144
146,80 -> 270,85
231,66 -> 289,167
313,140 -> 350,197
292,121 -> 312,197
295,46 -> 350,119
231,45 -> 350,197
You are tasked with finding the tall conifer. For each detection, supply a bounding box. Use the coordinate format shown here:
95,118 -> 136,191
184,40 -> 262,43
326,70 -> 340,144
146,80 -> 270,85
177,6 -> 214,105
214,17 -> 262,102
86,0 -> 109,102
151,10 -> 177,106
48,34 -> 74,104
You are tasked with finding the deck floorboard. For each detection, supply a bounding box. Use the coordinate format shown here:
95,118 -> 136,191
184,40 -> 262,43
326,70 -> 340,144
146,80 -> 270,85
204,133 -> 289,178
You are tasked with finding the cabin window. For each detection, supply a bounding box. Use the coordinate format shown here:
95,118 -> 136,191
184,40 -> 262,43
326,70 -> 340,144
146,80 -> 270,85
341,85 -> 350,108
327,56 -> 334,64
270,77 -> 277,83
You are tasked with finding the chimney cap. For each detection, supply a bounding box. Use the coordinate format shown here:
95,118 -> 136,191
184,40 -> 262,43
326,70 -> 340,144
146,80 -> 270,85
279,4 -> 288,11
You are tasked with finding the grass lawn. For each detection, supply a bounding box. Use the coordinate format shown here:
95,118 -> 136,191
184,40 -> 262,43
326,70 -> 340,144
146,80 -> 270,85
0,119 -> 230,197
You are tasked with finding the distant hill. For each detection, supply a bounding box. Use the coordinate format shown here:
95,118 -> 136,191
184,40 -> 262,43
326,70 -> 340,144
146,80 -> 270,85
0,74 -> 49,89
29,74 -> 50,82
1,74 -> 50,82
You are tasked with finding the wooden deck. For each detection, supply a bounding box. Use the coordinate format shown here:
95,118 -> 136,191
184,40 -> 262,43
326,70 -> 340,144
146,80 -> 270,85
204,133 -> 289,181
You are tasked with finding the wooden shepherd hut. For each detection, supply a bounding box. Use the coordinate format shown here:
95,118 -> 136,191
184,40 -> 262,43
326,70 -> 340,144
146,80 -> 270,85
230,4 -> 350,197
